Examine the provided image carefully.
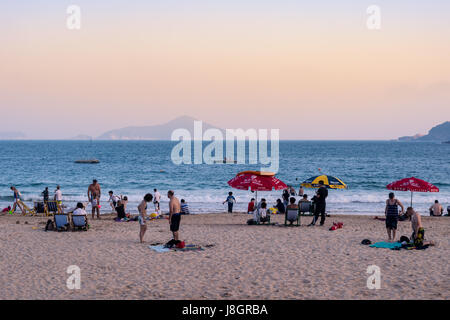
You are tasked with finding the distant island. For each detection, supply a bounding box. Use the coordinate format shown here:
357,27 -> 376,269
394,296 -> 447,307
398,121 -> 450,142
96,116 -> 223,140
0,131 -> 26,140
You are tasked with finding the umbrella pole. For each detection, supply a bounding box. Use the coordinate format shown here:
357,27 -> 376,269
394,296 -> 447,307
411,191 -> 413,207
255,190 -> 258,204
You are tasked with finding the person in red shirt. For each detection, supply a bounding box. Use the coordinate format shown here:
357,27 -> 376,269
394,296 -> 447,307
247,198 -> 256,214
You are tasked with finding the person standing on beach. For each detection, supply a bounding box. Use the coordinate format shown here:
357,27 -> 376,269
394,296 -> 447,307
298,186 -> 304,197
42,187 -> 49,204
309,180 -> 328,226
153,188 -> 161,212
223,192 -> 236,213
54,185 -> 63,213
138,193 -> 153,243
384,192 -> 404,241
10,186 -> 24,214
87,179 -> 101,219
168,190 -> 181,241
282,189 -> 290,208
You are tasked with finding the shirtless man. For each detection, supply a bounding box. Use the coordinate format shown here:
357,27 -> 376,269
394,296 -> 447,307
87,179 -> 101,219
429,200 -> 443,216
405,207 -> 434,248
168,190 -> 181,241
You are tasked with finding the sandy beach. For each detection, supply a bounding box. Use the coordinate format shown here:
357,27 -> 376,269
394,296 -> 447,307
0,212 -> 448,300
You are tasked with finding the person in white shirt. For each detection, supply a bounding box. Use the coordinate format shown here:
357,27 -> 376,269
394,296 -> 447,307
54,185 -> 63,213
108,190 -> 120,211
73,202 -> 87,215
72,202 -> 89,227
153,188 -> 161,212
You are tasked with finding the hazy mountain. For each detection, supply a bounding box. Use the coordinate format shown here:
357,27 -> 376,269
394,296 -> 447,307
70,134 -> 93,140
96,116 -> 224,140
0,131 -> 26,139
398,121 -> 450,142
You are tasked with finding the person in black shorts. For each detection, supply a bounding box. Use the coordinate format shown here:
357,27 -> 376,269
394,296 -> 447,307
385,192 -> 404,241
168,190 -> 182,241
309,180 -> 328,226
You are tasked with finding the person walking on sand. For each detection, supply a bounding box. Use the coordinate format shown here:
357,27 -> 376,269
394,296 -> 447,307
54,185 -> 63,213
87,179 -> 101,219
138,193 -> 153,243
429,200 -> 443,216
223,192 -> 236,213
10,186 -> 24,214
168,190 -> 181,242
309,180 -> 328,226
384,192 -> 404,241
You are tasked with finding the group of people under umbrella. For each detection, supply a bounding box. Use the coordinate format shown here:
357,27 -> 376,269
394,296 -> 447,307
227,170 -> 441,228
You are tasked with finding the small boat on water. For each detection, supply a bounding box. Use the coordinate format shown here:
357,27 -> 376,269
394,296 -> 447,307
74,159 -> 100,164
214,157 -> 237,164
443,141 -> 450,144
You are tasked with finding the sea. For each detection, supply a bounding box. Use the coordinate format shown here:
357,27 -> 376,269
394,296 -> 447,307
0,140 -> 449,215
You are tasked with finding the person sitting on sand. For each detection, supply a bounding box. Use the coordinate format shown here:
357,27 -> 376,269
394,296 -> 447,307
275,198 -> 285,214
384,192 -> 404,241
429,200 -> 443,216
247,198 -> 256,215
10,186 -> 24,214
138,193 -> 153,243
168,190 -> 181,242
404,207 -> 434,248
180,199 -> 190,215
256,198 -> 266,210
254,202 -> 269,223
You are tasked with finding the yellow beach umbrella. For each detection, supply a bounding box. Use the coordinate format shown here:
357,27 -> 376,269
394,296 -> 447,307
301,174 -> 347,189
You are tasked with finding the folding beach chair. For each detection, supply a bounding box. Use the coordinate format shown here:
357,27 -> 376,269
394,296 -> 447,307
54,214 -> 70,231
45,201 -> 59,216
71,215 -> 88,231
299,201 -> 313,216
17,200 -> 36,216
285,208 -> 300,226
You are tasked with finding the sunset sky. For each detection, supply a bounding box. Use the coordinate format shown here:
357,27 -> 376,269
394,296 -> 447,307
1,0 -> 449,139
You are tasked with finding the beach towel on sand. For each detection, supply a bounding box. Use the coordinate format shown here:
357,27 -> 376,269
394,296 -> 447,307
369,241 -> 402,250
149,244 -> 204,253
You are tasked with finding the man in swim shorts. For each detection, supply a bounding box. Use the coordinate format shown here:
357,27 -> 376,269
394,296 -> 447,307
405,207 -> 425,247
138,193 -> 153,243
168,190 -> 181,241
88,179 -> 101,219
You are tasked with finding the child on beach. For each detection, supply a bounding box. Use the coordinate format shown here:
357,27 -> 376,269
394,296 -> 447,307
223,192 -> 236,213
138,193 -> 153,243
108,191 -> 120,211
180,199 -> 190,214
247,198 -> 256,214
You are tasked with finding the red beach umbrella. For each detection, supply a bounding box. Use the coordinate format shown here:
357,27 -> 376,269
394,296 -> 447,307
386,177 -> 439,207
227,171 -> 287,203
